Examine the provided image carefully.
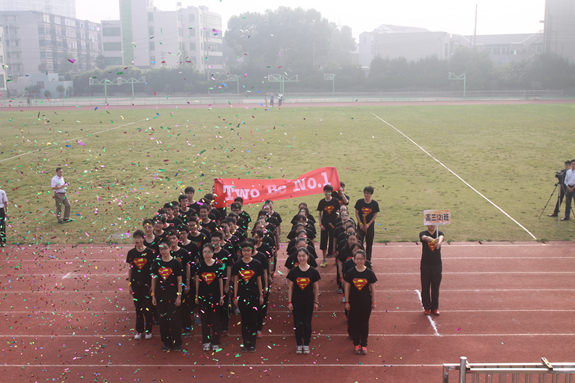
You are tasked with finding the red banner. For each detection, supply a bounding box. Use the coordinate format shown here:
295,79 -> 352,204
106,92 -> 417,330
213,167 -> 340,207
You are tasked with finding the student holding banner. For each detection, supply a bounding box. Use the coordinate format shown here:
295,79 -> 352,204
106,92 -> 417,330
419,224 -> 444,316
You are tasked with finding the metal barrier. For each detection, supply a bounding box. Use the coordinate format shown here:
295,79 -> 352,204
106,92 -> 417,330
443,357 -> 575,383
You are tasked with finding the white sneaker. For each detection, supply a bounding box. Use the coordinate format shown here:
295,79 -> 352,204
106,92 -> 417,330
145,333 -> 152,340
212,344 -> 221,351
303,345 -> 310,354
295,345 -> 303,354
203,343 -> 211,351
134,333 -> 142,340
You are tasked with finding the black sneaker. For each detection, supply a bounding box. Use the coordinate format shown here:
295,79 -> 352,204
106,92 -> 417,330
240,346 -> 248,352
162,345 -> 171,352
249,346 -> 256,353
174,345 -> 182,352
58,220 -> 64,224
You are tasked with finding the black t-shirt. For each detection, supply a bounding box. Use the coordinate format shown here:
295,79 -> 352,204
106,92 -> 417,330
126,247 -> 156,285
189,232 -> 209,250
317,198 -> 340,225
255,242 -> 273,259
222,239 -> 239,262
419,230 -> 444,266
284,252 -> 318,269
232,258 -> 264,301
151,257 -> 183,299
180,240 -> 201,262
167,217 -> 183,229
332,192 -> 350,206
337,244 -> 355,264
344,267 -> 377,305
253,251 -> 270,288
196,261 -> 223,303
143,235 -> 160,255
214,248 -> 234,271
188,202 -> 201,215
342,258 -> 373,278
200,219 -> 218,234
271,211 -> 282,225
354,199 -> 380,225
170,248 -> 192,279
287,266 -> 321,305
239,211 -> 252,228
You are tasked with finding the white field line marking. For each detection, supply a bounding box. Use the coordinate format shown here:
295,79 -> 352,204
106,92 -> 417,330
0,118 -> 147,164
372,113 -> 537,240
415,289 -> 441,337
61,272 -> 71,280
3,333 -> 573,338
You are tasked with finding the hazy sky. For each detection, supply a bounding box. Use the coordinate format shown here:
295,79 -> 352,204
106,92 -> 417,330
77,0 -> 545,40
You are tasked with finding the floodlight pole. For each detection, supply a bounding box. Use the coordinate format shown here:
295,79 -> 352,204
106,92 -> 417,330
227,75 -> 240,95
123,77 -> 147,100
448,72 -> 466,98
267,74 -> 298,94
88,77 -> 122,104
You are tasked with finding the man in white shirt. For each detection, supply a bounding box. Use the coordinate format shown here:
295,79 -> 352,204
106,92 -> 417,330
561,160 -> 575,221
0,187 -> 8,246
51,167 -> 71,224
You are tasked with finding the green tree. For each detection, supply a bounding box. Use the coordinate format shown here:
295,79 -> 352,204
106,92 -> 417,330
448,47 -> 496,90
56,85 -> 65,97
96,54 -> 107,70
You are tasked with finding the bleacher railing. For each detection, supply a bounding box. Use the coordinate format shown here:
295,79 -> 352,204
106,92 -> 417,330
443,356 -> 575,383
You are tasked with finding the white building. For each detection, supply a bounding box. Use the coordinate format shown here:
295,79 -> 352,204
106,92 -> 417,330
101,20 -> 123,68
0,0 -> 75,18
0,24 -> 6,90
119,0 -> 223,72
544,0 -> 575,64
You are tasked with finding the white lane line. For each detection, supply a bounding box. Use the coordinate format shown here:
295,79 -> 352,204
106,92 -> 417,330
372,113 -> 537,240
415,289 -> 441,337
0,119 -> 147,164
61,272 -> 71,280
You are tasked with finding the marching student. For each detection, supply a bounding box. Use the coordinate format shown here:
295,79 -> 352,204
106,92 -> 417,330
419,224 -> 444,316
317,184 -> 341,267
126,230 -> 156,340
151,238 -> 183,352
344,250 -> 377,355
354,186 -> 380,261
210,231 -> 234,336
286,247 -> 321,355
232,241 -> 265,353
168,230 -> 194,336
195,244 -> 225,351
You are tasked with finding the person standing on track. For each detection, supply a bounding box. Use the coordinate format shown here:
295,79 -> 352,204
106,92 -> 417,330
354,186 -> 380,261
344,250 -> 377,355
287,247 -> 320,355
561,160 -> 575,221
419,224 -> 444,316
126,230 -> 156,340
317,184 -> 341,267
51,167 -> 72,224
0,187 -> 8,246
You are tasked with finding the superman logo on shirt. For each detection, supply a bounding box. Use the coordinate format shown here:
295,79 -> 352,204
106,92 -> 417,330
296,277 -> 310,290
428,241 -> 437,251
324,205 -> 335,215
202,272 -> 216,285
361,207 -> 372,217
133,258 -> 147,270
352,278 -> 368,291
158,267 -> 173,280
239,269 -> 255,283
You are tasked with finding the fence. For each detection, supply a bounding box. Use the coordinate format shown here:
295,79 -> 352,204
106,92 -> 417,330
2,89 -> 573,108
443,357 -> 575,383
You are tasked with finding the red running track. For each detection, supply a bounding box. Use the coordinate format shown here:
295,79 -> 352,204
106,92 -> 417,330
1,241 -> 574,382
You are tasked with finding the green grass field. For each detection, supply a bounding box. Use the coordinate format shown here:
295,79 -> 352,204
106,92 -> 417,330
1,103 -> 574,245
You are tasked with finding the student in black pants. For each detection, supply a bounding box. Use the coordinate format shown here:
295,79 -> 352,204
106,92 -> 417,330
419,225 -> 444,316
151,238 -> 183,352
287,247 -> 320,355
232,241 -> 264,353
344,250 -> 377,355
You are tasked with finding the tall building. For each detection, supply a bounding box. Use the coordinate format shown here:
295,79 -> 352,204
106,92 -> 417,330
101,20 -> 123,67
0,0 -> 75,19
0,11 -> 101,77
119,0 -> 223,72
543,0 -> 575,64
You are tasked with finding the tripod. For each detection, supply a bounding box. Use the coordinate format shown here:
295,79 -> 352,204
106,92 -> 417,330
538,183 -> 562,224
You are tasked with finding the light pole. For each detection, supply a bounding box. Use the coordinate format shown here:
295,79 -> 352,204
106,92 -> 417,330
448,72 -> 466,98
324,73 -> 336,96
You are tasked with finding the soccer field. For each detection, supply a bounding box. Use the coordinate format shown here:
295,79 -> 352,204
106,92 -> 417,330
1,103 -> 574,244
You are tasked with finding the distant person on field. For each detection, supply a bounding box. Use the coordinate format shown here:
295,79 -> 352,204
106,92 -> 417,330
278,93 -> 283,107
51,167 -> 71,224
270,94 -> 274,107
548,160 -> 571,217
419,224 -> 444,316
562,160 -> 575,221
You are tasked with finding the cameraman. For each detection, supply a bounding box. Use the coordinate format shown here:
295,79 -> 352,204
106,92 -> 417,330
548,160 -> 571,217
561,160 -> 575,221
